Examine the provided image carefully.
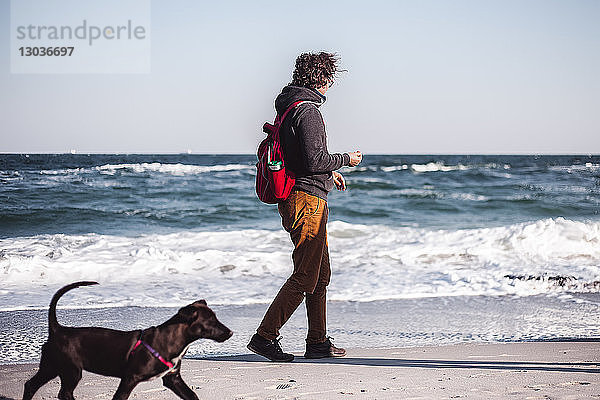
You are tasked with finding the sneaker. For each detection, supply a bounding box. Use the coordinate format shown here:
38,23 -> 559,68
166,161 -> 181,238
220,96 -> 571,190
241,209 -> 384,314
304,337 -> 346,359
247,334 -> 294,362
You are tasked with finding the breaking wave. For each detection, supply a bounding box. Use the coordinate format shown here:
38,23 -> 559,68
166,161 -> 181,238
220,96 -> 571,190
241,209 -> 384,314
36,163 -> 254,176
1,217 -> 598,311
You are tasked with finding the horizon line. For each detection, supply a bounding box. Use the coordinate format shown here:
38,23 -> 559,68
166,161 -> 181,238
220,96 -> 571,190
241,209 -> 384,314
1,152 -> 599,157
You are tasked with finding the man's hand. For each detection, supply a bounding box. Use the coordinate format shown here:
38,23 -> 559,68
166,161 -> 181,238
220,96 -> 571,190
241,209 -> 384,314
333,171 -> 346,191
348,151 -> 362,167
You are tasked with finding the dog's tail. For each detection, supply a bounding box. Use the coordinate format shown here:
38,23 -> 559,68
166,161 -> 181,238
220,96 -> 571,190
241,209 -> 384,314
49,281 -> 99,335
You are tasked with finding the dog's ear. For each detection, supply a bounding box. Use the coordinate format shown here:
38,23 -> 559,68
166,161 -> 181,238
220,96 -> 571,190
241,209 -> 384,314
198,299 -> 207,306
177,305 -> 198,322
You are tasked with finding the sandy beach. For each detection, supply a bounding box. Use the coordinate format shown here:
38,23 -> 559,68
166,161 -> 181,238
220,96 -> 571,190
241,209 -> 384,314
1,341 -> 598,399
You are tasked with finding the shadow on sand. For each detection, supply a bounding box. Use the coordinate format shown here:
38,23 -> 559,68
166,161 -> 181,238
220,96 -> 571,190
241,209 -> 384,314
202,353 -> 600,374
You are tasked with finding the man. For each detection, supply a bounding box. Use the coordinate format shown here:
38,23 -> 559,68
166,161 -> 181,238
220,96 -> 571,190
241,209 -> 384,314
248,52 -> 362,362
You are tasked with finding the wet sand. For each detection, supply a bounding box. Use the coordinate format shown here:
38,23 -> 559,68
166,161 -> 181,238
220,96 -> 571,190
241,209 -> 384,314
3,294 -> 600,364
2,341 -> 599,399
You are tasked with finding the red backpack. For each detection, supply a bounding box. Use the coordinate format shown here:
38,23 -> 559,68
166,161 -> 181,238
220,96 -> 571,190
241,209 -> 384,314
255,100 -> 308,204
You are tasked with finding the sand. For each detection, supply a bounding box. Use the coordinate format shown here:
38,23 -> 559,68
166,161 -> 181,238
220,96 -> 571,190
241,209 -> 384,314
1,341 -> 599,399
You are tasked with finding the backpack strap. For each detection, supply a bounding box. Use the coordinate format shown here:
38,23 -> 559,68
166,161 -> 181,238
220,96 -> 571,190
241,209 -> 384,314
277,100 -> 310,126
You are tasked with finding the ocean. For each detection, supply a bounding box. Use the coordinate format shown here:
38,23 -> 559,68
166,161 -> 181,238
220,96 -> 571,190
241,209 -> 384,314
1,154 -> 599,361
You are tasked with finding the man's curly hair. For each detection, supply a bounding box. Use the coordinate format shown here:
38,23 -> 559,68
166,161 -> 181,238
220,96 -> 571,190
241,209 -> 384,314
291,52 -> 343,89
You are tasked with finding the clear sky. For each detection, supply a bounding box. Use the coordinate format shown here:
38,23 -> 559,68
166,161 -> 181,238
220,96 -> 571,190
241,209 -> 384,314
1,0 -> 599,154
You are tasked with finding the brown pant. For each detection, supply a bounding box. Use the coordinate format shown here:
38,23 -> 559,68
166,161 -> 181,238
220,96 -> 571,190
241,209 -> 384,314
257,190 -> 331,345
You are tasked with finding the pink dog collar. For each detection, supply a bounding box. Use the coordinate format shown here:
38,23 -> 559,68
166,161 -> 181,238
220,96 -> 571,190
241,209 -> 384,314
131,332 -> 174,369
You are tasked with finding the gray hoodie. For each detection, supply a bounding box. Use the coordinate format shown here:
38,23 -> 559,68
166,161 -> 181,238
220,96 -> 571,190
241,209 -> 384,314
274,85 -> 350,200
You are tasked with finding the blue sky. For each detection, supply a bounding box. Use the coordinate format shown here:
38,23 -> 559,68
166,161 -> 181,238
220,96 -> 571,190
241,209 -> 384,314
1,0 -> 599,154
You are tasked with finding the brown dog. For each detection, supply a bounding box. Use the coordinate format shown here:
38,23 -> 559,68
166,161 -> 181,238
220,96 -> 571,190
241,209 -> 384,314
23,281 -> 233,400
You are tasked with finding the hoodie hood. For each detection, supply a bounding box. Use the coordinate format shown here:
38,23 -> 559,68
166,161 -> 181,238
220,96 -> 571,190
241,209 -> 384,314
275,85 -> 325,115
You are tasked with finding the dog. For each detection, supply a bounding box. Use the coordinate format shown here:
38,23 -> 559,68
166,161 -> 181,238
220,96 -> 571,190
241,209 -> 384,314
23,281 -> 233,400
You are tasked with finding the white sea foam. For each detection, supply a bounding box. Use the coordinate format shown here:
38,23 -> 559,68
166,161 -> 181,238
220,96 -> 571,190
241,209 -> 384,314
378,162 -> 511,173
1,218 -> 599,310
0,171 -> 22,182
448,193 -> 489,201
95,163 -> 254,175
392,188 -> 489,201
411,162 -> 470,172
37,163 -> 254,177
381,165 -> 409,172
548,163 -> 600,173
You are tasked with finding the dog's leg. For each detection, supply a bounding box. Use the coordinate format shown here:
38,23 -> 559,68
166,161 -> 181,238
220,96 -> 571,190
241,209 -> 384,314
23,366 -> 58,400
57,366 -> 82,400
23,344 -> 59,400
162,366 -> 199,400
111,378 -> 139,400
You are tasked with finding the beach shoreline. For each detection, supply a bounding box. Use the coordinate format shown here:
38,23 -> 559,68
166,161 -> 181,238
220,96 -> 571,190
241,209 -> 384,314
2,295 -> 599,365
2,341 -> 598,399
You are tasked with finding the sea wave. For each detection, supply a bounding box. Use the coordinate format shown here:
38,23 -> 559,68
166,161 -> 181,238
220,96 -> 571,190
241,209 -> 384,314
548,163 -> 600,173
95,163 -> 254,175
388,188 -> 489,201
373,162 -> 511,173
411,162 -> 471,173
36,163 -> 254,176
1,217 -> 598,310
0,170 -> 22,183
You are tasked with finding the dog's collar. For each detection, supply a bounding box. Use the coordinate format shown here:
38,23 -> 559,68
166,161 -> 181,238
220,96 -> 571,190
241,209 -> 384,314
131,330 -> 175,369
